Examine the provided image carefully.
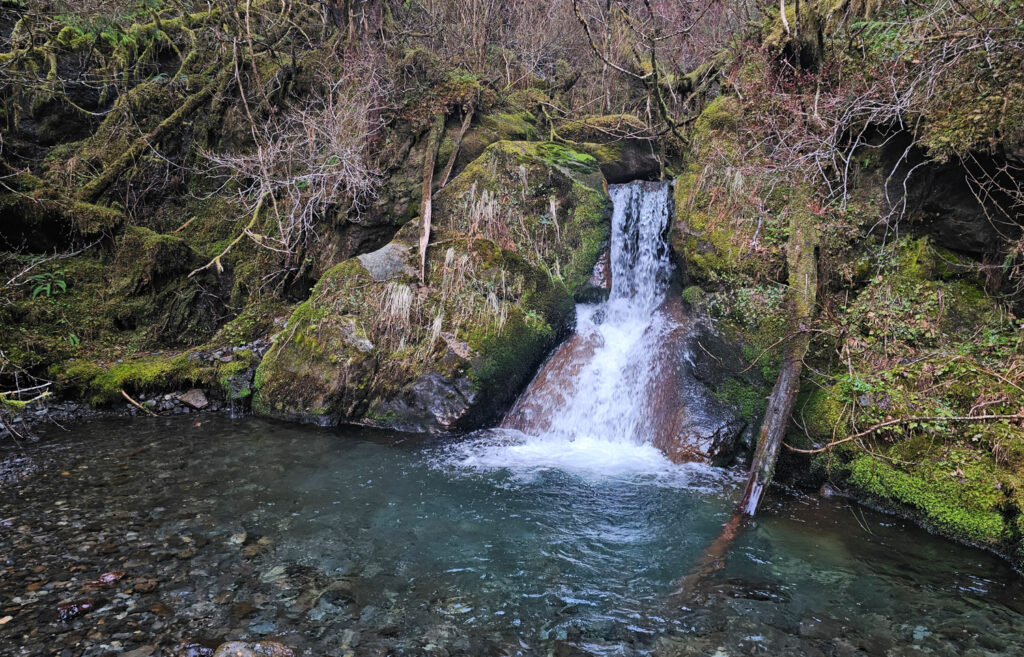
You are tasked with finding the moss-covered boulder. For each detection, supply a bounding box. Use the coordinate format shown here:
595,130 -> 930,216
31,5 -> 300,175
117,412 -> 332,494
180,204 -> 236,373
253,140 -> 611,431
558,114 -> 661,183
105,227 -> 229,345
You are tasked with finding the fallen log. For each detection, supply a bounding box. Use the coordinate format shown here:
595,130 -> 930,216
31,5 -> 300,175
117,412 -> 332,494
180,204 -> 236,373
739,207 -> 818,515
672,206 -> 819,599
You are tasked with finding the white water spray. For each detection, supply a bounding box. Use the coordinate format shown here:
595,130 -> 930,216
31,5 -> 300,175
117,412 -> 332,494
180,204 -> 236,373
446,181 -> 711,481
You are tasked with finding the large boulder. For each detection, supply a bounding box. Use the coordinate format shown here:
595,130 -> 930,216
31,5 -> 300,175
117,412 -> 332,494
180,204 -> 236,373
643,297 -> 751,465
253,141 -> 611,431
558,114 -> 661,183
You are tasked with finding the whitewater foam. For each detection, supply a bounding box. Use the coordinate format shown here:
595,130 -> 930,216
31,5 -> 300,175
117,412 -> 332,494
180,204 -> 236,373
437,181 -> 717,485
438,428 -> 734,490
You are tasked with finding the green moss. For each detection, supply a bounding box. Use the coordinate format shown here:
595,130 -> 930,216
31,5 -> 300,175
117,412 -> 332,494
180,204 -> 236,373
530,142 -> 599,174
802,383 -> 849,440
51,353 -> 211,406
0,393 -> 31,413
681,285 -> 706,306
478,112 -> 536,141
847,454 -> 1008,545
114,226 -> 198,293
715,377 -> 766,425
692,95 -> 741,138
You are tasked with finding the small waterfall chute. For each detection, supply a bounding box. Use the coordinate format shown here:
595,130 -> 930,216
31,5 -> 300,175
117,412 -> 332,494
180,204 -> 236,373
502,181 -> 674,446
446,180 -> 742,479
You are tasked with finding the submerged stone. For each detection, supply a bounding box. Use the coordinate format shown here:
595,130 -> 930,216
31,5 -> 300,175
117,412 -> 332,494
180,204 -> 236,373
212,642 -> 294,657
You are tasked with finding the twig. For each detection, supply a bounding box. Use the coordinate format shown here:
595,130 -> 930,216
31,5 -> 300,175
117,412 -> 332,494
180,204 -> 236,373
121,389 -> 158,417
784,413 -> 1024,454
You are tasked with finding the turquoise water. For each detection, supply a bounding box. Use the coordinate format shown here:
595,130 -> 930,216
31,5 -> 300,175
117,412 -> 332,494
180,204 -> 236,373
2,415 -> 1022,656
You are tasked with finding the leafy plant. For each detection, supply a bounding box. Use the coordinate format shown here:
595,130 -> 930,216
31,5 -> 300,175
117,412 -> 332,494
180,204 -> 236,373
28,270 -> 68,299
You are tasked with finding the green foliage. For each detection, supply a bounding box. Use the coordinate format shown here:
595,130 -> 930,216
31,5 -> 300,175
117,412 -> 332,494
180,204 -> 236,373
28,269 -> 68,299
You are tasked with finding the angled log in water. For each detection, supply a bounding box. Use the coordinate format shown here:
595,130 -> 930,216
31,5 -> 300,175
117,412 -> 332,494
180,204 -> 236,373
739,209 -> 818,516
672,207 -> 818,599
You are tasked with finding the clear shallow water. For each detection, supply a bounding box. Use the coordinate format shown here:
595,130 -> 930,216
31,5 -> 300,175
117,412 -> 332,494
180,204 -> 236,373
3,416 -> 1023,657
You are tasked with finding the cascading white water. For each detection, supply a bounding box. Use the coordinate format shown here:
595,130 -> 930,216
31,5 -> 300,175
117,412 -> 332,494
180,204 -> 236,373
500,181 -> 675,444
444,181 -> 706,480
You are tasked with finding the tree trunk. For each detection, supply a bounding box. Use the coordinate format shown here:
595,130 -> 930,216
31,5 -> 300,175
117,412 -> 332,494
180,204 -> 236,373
76,71 -> 227,204
672,207 -> 818,601
438,105 -> 474,189
739,208 -> 817,515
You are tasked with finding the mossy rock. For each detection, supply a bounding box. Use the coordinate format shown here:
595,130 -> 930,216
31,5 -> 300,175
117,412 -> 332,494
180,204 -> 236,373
255,140 -> 611,432
845,451 -> 1011,549
692,96 -> 741,138
114,226 -> 199,294
446,108 -> 538,179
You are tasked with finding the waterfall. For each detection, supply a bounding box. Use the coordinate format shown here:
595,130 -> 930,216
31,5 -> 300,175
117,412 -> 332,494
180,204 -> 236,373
445,180 -> 735,478
501,181 -> 674,445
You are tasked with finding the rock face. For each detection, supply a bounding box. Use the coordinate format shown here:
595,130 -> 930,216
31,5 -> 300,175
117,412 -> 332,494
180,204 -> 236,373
254,141 -> 610,432
873,135 -> 1024,259
649,298 -> 754,465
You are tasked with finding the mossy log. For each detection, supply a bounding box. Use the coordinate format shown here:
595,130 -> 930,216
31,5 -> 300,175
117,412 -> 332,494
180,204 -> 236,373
739,207 -> 818,515
418,113 -> 446,285
75,70 -> 228,204
673,205 -> 819,601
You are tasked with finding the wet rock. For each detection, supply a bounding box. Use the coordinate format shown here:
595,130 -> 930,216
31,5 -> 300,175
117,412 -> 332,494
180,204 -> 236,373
212,642 -> 294,657
178,389 -> 210,410
248,620 -> 276,635
123,646 -> 157,657
231,602 -> 259,619
150,602 -> 174,616
57,597 -> 102,622
176,642 -> 217,657
87,570 -> 126,587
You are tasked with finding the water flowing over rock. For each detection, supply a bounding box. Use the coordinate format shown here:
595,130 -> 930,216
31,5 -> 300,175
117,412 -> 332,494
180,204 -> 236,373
503,181 -> 745,465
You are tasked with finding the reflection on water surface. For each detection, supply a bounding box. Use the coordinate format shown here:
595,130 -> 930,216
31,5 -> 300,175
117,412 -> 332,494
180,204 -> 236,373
1,415 -> 1021,656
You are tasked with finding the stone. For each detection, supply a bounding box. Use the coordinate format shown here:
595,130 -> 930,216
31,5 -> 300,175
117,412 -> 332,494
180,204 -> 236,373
357,241 -> 417,282
247,620 -> 276,635
56,598 -> 101,622
177,389 -> 209,410
212,642 -> 294,657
